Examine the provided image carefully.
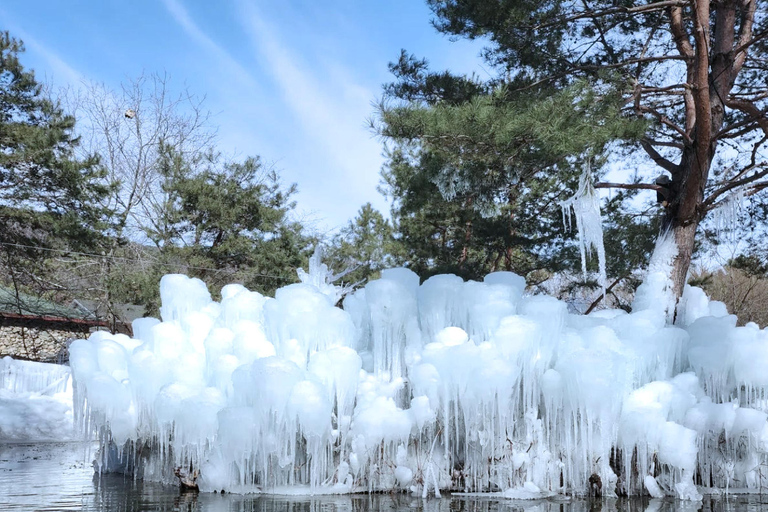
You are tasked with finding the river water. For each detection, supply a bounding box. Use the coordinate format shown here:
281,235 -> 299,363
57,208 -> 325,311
2,443 -> 768,512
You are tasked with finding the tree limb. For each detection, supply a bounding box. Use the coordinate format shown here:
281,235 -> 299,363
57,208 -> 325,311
637,105 -> 694,144
571,54 -> 689,72
532,0 -> 691,30
705,179 -> 768,212
670,5 -> 697,135
716,105 -> 768,139
670,5 -> 695,58
704,165 -> 768,209
594,182 -> 664,191
584,276 -> 624,315
643,138 -> 685,149
725,96 -> 768,136
732,2 -> 759,77
641,138 -> 679,173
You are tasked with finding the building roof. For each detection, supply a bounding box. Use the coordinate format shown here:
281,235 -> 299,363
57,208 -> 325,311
0,286 -> 95,319
0,286 -> 111,329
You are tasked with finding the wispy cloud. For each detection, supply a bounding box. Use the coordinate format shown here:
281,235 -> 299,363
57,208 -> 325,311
24,39 -> 83,86
235,1 -> 388,230
0,11 -> 83,87
160,0 -> 256,88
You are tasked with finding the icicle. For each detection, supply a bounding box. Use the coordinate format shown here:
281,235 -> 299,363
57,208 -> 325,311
712,188 -> 745,241
559,163 -> 607,291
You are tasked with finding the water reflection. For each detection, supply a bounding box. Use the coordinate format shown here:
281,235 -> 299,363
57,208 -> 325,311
82,494 -> 768,512
4,443 -> 768,512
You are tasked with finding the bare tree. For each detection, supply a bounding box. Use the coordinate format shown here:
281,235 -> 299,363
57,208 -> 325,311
57,73 -> 217,328
62,72 -> 217,243
692,265 -> 768,326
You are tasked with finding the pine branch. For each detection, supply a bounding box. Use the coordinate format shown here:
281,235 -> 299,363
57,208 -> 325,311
531,0 -> 691,30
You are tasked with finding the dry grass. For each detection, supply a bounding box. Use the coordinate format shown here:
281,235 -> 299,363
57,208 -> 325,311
694,267 -> 768,327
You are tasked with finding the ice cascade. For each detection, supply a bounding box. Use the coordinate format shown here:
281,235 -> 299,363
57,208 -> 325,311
560,165 -> 607,290
68,261 -> 768,499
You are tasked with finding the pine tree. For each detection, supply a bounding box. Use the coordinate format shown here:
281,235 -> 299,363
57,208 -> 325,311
0,31 -> 111,311
146,145 -> 312,298
378,55 -> 653,288
326,203 -> 402,286
413,0 -> 768,309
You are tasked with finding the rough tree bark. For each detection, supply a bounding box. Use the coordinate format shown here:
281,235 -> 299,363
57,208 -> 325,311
661,0 -> 759,302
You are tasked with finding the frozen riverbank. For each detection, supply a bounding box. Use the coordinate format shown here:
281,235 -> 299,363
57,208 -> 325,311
0,357 -> 75,442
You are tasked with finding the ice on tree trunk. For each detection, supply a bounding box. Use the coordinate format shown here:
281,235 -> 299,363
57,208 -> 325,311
297,246 -> 354,304
67,251 -> 768,499
632,230 -> 678,323
560,164 -> 607,290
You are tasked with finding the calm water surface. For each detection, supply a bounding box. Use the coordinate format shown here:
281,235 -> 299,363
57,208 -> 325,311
2,443 -> 768,512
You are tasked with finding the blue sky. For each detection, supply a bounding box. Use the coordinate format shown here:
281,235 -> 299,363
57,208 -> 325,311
1,0 -> 488,232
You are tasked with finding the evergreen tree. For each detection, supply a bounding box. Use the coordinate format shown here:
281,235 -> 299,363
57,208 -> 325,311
147,146 -> 312,298
326,203 -> 402,286
379,55 -> 653,287
0,31 -> 110,310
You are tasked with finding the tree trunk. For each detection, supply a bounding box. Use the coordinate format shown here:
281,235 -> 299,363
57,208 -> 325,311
662,215 -> 699,301
661,0 -> 739,312
661,141 -> 707,300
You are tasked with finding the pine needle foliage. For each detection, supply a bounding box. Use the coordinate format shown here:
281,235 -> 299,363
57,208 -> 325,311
0,31 -> 113,313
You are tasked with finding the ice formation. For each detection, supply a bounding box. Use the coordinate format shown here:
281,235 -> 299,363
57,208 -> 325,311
0,357 -> 74,441
560,165 -> 607,290
633,231 -> 678,323
712,189 -> 745,241
67,259 -> 768,499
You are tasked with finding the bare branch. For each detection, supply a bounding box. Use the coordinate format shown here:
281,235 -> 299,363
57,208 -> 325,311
706,178 -> 768,212
572,54 -> 689,72
637,105 -> 693,145
532,0 -> 691,30
716,104 -> 768,140
670,5 -> 697,135
579,0 -> 617,63
670,5 -> 695,58
745,181 -> 768,197
640,84 -> 689,94
584,276 -> 625,315
594,182 -> 664,191
733,2 -> 760,77
734,27 -> 767,58
725,96 -> 768,136
704,165 -> 768,209
643,138 -> 685,149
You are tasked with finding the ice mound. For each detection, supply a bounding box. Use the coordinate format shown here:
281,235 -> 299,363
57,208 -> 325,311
0,357 -> 74,441
68,264 -> 768,499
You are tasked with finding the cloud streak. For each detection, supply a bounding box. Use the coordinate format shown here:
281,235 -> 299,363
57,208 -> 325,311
160,0 -> 257,88
0,11 -> 83,87
235,1 -> 388,230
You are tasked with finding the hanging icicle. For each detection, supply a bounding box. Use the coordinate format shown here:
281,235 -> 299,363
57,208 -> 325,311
712,189 -> 745,242
559,162 -> 607,291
